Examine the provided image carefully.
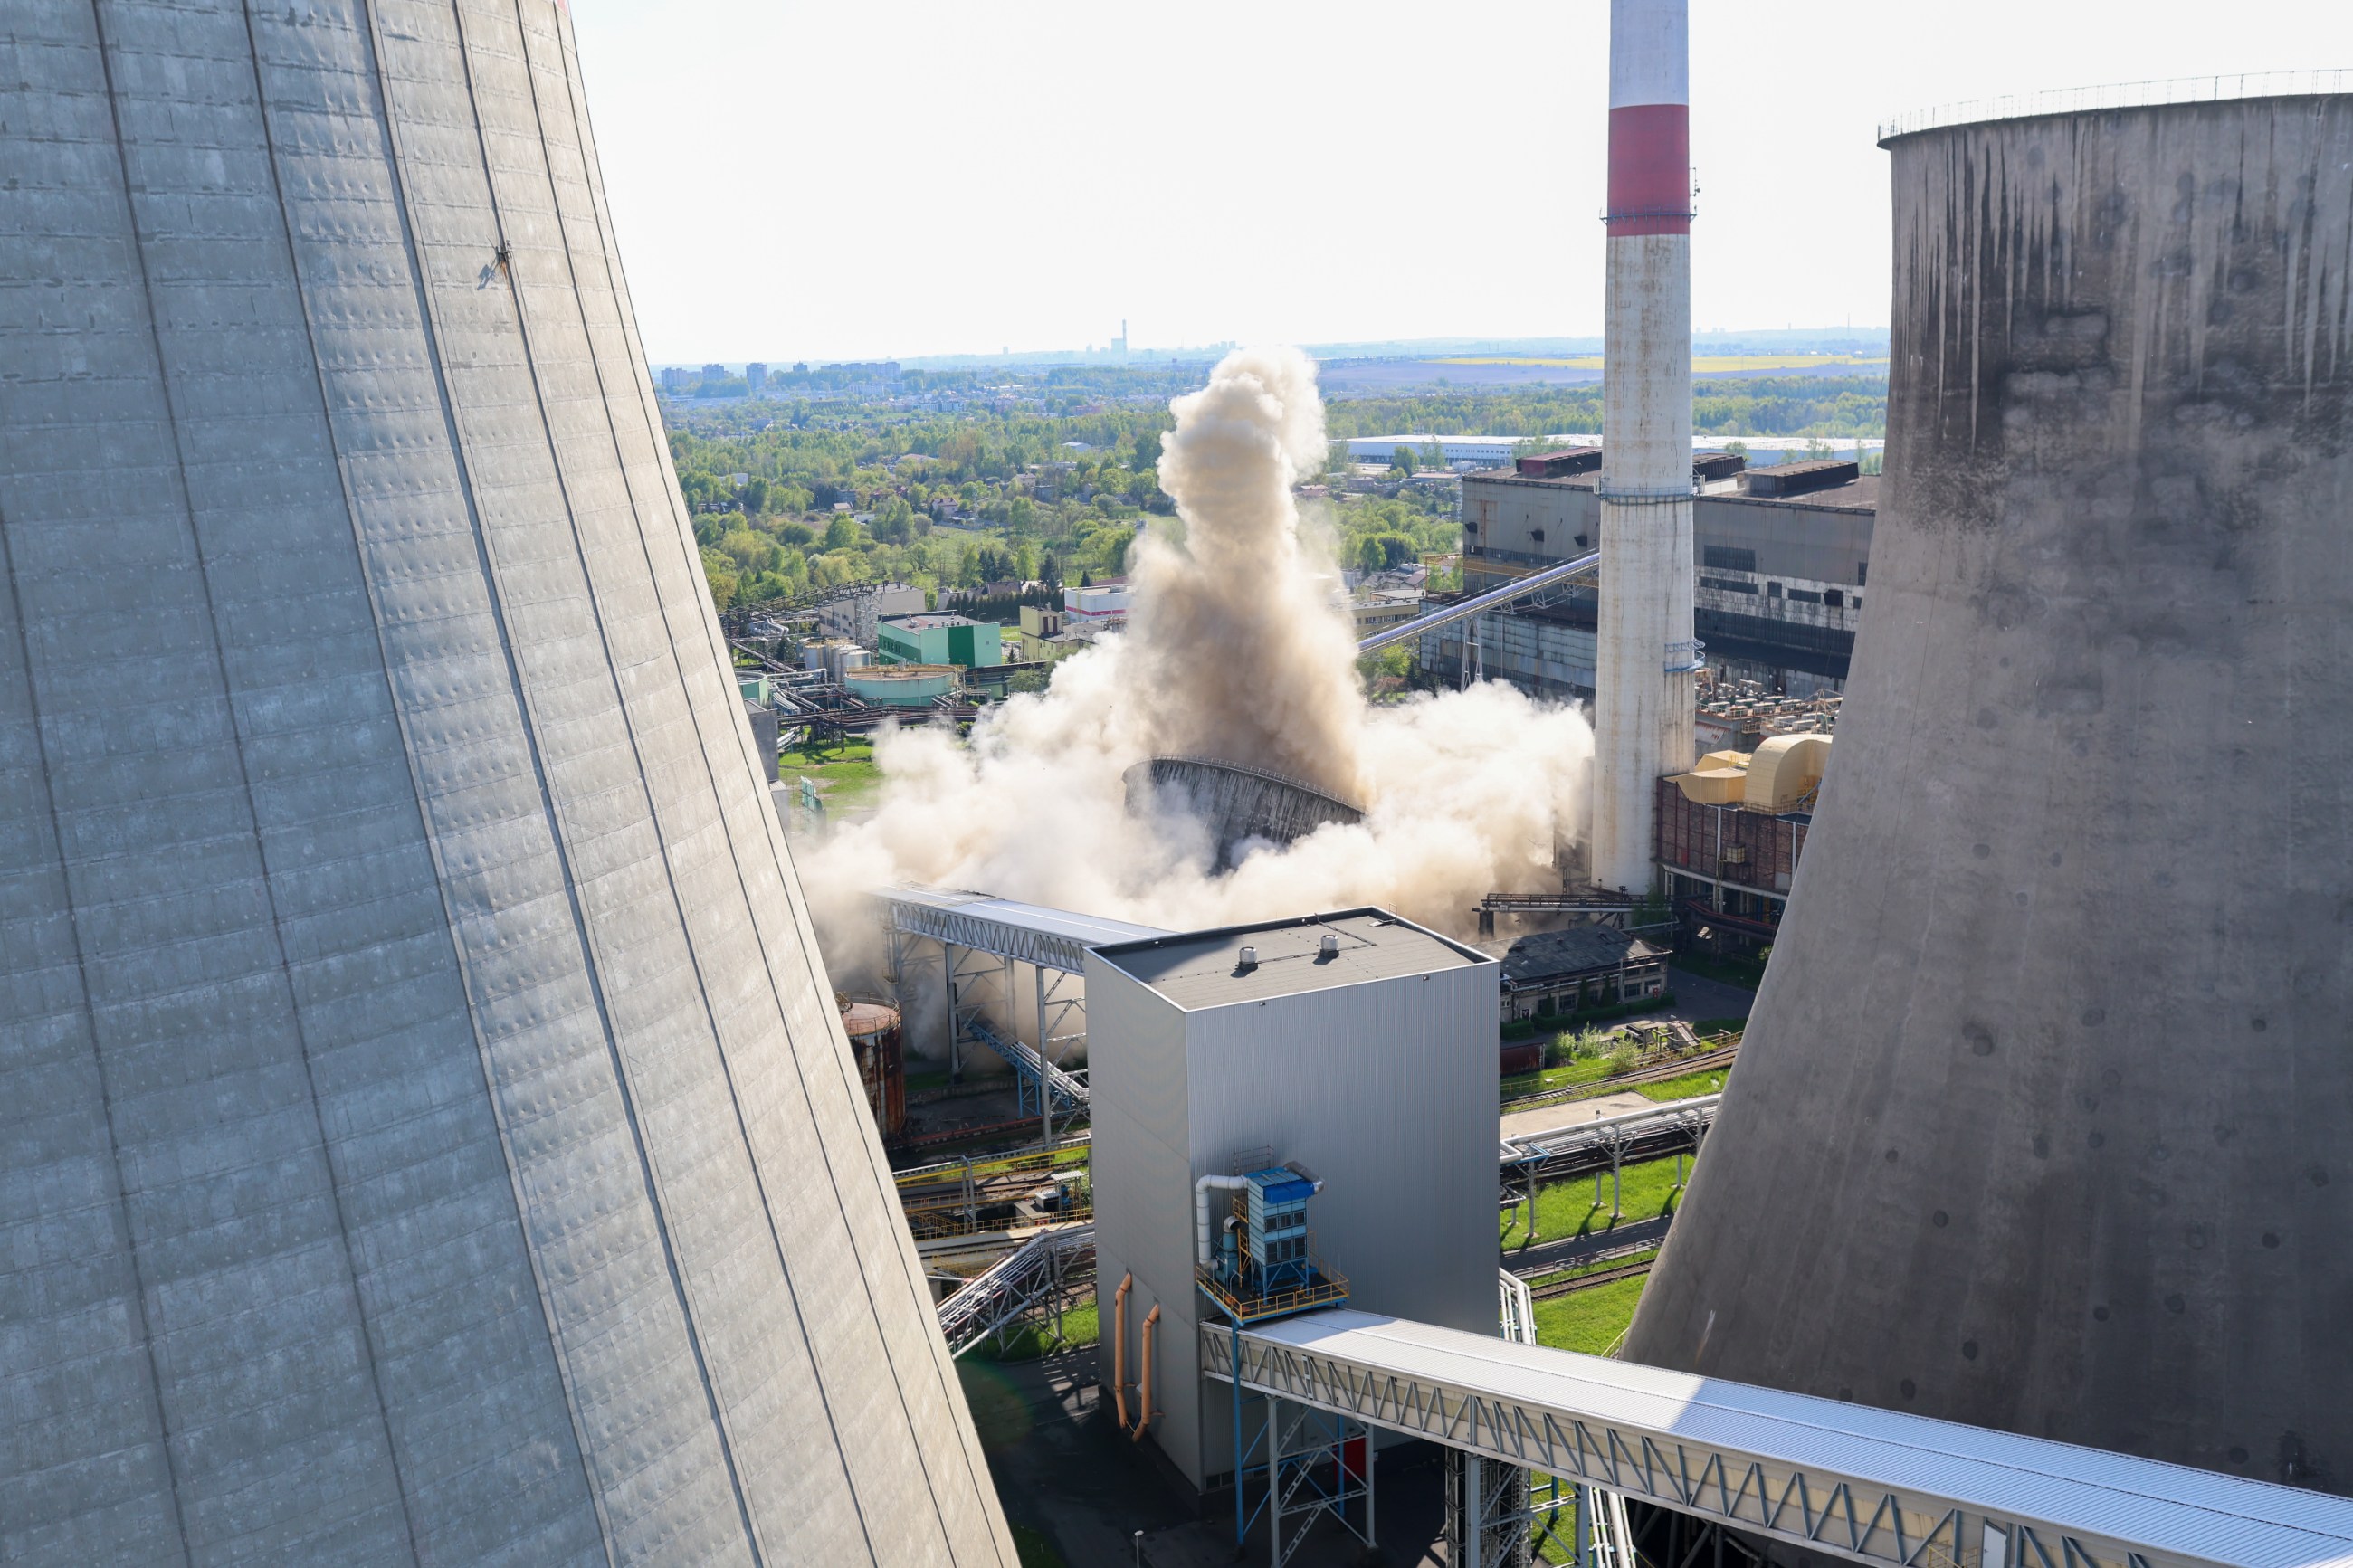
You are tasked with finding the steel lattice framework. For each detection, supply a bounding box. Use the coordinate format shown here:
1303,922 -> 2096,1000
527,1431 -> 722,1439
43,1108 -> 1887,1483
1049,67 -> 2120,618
1202,1312 -> 2353,1568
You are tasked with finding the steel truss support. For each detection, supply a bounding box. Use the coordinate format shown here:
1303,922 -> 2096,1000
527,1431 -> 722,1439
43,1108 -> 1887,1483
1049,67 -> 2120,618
1447,1449 -> 1596,1568
1232,1387 -> 1377,1568
1034,963 -> 1087,1144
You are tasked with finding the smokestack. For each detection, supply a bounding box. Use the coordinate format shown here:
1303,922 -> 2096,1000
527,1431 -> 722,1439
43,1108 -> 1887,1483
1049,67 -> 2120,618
1590,0 -> 1698,892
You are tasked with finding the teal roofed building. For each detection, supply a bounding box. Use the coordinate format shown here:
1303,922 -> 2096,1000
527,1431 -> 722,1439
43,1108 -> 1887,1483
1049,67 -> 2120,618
878,614 -> 1003,668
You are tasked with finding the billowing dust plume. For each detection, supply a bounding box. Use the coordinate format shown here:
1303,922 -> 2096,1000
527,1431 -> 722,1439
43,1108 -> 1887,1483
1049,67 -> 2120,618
802,346 -> 1592,945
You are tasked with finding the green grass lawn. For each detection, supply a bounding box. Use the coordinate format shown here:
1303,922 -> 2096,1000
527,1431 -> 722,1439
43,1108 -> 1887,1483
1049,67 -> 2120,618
779,737 -> 885,810
1501,1155 -> 1690,1250
1500,1052 -> 1624,1099
1634,1067 -> 1729,1102
1532,1274 -> 1649,1355
1009,1524 -> 1068,1568
1691,1017 -> 1747,1036
959,1298 -> 1099,1364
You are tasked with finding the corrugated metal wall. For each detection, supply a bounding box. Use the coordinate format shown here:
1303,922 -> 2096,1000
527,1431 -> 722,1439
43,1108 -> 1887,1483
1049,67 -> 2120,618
1088,945 -> 1498,1490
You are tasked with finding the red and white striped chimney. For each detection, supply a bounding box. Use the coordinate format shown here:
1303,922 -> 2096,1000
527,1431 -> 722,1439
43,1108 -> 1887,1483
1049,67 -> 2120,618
1591,0 -> 1698,893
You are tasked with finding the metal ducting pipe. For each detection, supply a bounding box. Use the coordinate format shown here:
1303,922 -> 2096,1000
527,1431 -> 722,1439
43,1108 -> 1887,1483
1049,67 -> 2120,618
1130,1305 -> 1162,1440
1112,1273 -> 1132,1430
1195,1174 -> 1252,1266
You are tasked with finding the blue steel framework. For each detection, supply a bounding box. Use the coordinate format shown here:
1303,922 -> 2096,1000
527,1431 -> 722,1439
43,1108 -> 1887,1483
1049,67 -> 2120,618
1192,1171 -> 1371,1566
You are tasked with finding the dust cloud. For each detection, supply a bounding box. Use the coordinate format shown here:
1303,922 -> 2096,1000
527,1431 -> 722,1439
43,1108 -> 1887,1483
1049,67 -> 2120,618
801,346 -> 1593,945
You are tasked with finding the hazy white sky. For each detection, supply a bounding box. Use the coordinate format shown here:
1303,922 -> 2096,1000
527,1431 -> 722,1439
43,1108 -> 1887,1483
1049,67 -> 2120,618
567,1 -> 2353,363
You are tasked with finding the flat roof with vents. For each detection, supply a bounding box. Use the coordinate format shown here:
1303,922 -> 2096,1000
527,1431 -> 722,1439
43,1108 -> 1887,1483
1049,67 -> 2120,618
1091,908 -> 1485,1012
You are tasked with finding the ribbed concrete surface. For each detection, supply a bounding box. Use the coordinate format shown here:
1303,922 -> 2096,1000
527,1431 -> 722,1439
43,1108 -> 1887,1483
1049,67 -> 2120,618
1629,96 -> 2353,1493
0,2 -> 1015,1563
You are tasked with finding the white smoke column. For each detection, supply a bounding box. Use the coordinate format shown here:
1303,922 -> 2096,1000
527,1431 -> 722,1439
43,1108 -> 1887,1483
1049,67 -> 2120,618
1122,347 -> 1367,798
803,347 -> 1593,947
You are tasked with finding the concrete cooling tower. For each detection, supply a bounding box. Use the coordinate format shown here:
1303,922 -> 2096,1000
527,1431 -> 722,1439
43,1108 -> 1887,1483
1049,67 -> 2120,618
1123,755 -> 1364,870
1629,90 -> 2353,1494
0,3 -> 1012,1564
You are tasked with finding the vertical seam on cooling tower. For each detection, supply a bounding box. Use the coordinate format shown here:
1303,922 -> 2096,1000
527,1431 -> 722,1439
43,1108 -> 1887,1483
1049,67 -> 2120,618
241,1 -> 613,1556
500,0 -> 891,1554
425,0 -> 768,1561
443,0 -> 800,1555
0,499 -> 193,1568
347,0 -> 627,1559
83,5 -> 425,1561
546,14 -> 1014,1563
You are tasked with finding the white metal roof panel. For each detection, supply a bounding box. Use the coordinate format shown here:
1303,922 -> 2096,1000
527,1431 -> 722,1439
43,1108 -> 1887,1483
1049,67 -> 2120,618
1092,910 -> 1488,1012
1234,1310 -> 2353,1567
883,886 -> 1169,946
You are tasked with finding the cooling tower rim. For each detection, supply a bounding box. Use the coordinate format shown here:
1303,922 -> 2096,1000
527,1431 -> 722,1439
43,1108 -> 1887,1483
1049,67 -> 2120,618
1128,754 -> 1367,818
1878,68 -> 2351,145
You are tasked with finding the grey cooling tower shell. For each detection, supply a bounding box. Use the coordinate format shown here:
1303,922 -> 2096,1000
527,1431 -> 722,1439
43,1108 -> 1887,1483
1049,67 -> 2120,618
0,2 -> 1014,1563
1628,95 -> 2353,1493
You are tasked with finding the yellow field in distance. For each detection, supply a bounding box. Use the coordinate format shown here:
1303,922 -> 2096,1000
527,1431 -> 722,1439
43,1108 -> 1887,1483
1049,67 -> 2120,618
1433,354 -> 1888,372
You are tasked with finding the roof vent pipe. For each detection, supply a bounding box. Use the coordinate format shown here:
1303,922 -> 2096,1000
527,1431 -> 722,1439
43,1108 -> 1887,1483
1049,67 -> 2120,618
1195,1174 -> 1252,1265
1318,933 -> 1338,960
1237,945 -> 1258,970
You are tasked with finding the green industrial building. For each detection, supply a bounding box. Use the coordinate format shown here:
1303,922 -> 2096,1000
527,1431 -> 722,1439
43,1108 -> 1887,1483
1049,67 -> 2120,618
877,614 -> 1003,668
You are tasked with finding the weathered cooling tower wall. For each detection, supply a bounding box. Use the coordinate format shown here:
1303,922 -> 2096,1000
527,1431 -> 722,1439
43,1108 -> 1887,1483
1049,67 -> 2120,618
1630,93 -> 2353,1492
1125,755 -> 1364,869
0,3 -> 1013,1563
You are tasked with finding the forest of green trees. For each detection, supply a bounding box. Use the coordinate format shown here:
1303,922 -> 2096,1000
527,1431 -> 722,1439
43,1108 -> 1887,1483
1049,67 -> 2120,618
1320,375 -> 1888,442
663,373 -> 1885,613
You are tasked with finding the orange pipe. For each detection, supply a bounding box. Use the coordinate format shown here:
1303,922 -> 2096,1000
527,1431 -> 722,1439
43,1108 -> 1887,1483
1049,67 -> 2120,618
1130,1304 -> 1162,1440
1112,1273 -> 1132,1430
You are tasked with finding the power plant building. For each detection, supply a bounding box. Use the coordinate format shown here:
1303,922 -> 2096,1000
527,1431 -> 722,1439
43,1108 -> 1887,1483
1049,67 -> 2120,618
1631,87 -> 2353,1497
879,613 -> 1005,669
1084,912 -> 1498,1493
1439,459 -> 1875,701
0,3 -> 1011,1563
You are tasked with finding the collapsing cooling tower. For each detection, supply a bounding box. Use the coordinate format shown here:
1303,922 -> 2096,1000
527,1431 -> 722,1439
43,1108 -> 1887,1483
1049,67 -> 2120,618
1630,92 -> 2353,1491
1124,755 -> 1364,870
0,3 -> 1011,1563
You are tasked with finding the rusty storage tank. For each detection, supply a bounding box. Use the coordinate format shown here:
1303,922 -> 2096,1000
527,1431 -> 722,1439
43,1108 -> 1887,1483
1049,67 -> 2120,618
1628,87 -> 2353,1494
841,996 -> 910,1139
0,1 -> 1013,1560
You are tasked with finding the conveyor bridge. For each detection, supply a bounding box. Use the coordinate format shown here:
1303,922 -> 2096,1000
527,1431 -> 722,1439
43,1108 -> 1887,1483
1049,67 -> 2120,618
1356,549 -> 1601,656
1204,1309 -> 2353,1568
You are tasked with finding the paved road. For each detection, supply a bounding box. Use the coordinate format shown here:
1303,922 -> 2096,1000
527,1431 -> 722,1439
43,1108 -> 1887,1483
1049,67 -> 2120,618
1660,965 -> 1757,1026
973,1348 -> 1452,1566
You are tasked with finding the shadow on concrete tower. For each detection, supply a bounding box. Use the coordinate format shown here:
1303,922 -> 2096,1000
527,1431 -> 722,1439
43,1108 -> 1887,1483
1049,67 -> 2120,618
0,1 -> 1013,1562
1628,89 -> 2353,1496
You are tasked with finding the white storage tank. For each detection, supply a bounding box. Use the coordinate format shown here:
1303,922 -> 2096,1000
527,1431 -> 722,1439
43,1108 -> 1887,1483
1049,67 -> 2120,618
846,664 -> 959,708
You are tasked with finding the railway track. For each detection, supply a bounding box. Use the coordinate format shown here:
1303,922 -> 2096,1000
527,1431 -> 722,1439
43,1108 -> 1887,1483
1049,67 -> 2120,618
1500,1043 -> 1739,1117
1529,1256 -> 1656,1299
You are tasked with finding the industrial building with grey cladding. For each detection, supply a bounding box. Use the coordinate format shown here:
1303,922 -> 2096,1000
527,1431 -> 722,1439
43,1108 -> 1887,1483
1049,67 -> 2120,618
8,0 -> 2353,1563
